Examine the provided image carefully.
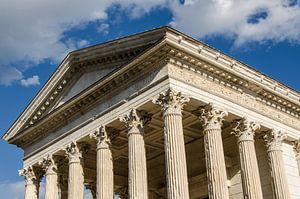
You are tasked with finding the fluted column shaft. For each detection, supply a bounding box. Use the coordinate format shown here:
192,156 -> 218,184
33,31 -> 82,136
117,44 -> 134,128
154,89 -> 190,199
40,156 -> 59,199
232,118 -> 263,199
264,130 -> 290,199
19,166 -> 41,199
200,104 -> 229,199
90,126 -> 114,199
120,109 -> 149,199
66,142 -> 84,199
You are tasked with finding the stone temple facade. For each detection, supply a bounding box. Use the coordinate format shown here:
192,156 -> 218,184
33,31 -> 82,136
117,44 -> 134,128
3,27 -> 300,199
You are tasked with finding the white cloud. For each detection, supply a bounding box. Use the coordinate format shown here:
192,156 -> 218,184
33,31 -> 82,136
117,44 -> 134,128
1,0 -> 300,86
98,23 -> 110,34
20,75 -> 40,87
0,181 -> 24,199
170,0 -> 300,47
0,0 -> 168,86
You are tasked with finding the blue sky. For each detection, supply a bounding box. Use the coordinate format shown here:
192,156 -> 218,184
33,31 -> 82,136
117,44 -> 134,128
0,0 -> 300,198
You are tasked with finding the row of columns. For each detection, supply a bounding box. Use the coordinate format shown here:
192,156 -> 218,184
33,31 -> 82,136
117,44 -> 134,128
20,89 -> 299,199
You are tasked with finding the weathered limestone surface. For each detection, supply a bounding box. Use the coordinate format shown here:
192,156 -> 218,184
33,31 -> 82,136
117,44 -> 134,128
90,126 -> 114,199
19,166 -> 40,199
120,109 -> 149,199
294,140 -> 300,177
154,89 -> 190,199
232,118 -> 263,199
200,104 -> 229,199
263,130 -> 290,199
40,156 -> 59,199
65,142 -> 84,199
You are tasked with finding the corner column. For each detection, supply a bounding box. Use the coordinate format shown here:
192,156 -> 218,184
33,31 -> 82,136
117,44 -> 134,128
65,142 -> 84,199
90,126 -> 114,199
40,156 -> 59,199
263,130 -> 290,199
120,109 -> 149,199
199,104 -> 229,199
153,89 -> 190,199
231,118 -> 263,199
19,166 -> 41,199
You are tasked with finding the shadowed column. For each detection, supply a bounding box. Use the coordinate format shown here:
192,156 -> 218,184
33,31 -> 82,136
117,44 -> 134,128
199,104 -> 229,199
263,130 -> 290,199
65,142 -> 84,199
90,125 -> 114,199
232,118 -> 263,199
120,109 -> 150,199
40,155 -> 59,199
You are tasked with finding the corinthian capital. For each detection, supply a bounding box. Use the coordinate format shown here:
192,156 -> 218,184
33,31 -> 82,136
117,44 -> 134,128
199,103 -> 228,131
89,125 -> 111,149
231,118 -> 260,142
120,109 -> 151,135
294,140 -> 300,160
65,141 -> 82,163
263,130 -> 286,152
39,155 -> 57,175
153,89 -> 189,115
19,166 -> 41,186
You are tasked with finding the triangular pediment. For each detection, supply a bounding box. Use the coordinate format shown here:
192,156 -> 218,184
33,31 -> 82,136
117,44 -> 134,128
3,27 -> 168,142
53,67 -> 116,109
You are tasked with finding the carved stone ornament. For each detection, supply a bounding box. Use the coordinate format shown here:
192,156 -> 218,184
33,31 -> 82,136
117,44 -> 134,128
199,103 -> 228,131
231,118 -> 261,142
39,155 -> 57,175
19,166 -> 40,186
263,130 -> 286,152
89,125 -> 111,149
65,141 -> 82,163
120,109 -> 151,135
153,89 -> 190,115
294,140 -> 300,160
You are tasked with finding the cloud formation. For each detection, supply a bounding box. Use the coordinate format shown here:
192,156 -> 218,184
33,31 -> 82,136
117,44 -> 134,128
0,0 -> 300,86
20,75 -> 40,87
171,0 -> 300,46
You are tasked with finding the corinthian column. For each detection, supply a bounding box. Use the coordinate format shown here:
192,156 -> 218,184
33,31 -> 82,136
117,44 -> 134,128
231,118 -> 263,199
19,166 -> 41,199
199,104 -> 229,199
263,130 -> 290,199
90,126 -> 114,199
153,89 -> 190,199
40,155 -> 59,199
65,142 -> 84,199
120,109 -> 149,199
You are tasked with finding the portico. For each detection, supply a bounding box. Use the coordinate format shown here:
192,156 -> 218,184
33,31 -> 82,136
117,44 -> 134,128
3,27 -> 300,199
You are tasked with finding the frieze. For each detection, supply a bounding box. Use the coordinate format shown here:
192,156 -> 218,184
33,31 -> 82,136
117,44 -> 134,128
167,61 -> 300,130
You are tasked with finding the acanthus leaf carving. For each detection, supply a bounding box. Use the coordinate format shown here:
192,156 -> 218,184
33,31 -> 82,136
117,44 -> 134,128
89,125 -> 111,149
65,141 -> 82,163
199,103 -> 228,131
153,89 -> 189,115
263,130 -> 286,152
39,155 -> 57,175
231,118 -> 260,142
120,109 -> 151,135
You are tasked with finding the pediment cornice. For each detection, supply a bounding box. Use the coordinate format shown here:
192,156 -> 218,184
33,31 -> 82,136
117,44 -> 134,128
4,26 -> 300,147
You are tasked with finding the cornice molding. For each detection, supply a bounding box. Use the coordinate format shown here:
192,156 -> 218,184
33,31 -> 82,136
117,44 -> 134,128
4,27 -> 300,147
